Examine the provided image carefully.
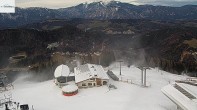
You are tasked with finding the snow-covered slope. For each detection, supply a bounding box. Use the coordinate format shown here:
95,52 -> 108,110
0,65 -> 190,110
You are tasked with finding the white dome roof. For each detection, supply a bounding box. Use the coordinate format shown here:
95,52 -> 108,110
54,64 -> 70,78
62,85 -> 78,92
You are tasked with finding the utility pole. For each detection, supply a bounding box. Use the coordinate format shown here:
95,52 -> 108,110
143,67 -> 150,87
99,54 -> 101,65
118,61 -> 123,75
141,67 -> 143,86
144,69 -> 146,86
138,66 -> 150,87
138,67 -> 144,86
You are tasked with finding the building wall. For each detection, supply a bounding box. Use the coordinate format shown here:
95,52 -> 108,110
62,90 -> 78,96
77,78 -> 109,88
54,76 -> 75,87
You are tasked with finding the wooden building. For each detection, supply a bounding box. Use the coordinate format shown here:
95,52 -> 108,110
74,64 -> 109,88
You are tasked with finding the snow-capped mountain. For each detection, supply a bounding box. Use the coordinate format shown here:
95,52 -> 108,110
59,1 -> 139,19
0,1 -> 197,28
60,1 -> 197,19
0,7 -> 65,28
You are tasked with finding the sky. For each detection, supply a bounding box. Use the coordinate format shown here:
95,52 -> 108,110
16,0 -> 197,9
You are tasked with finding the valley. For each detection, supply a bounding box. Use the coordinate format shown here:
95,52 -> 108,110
0,19 -> 196,77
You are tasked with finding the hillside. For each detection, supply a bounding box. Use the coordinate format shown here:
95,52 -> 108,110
0,24 -> 97,70
0,19 -> 197,76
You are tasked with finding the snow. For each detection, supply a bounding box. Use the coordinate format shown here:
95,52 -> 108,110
115,7 -> 119,11
54,64 -> 70,78
0,65 -> 193,110
88,64 -> 109,79
62,85 -> 78,92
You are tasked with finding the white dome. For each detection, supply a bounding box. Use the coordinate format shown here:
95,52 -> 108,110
62,85 -> 78,92
54,64 -> 70,78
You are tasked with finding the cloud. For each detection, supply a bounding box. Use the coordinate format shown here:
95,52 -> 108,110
16,0 -> 86,8
16,0 -> 197,9
132,0 -> 197,6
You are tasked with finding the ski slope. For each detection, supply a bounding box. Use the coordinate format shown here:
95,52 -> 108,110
0,65 -> 191,110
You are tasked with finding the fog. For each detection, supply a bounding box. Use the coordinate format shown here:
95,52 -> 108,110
5,70 -> 54,86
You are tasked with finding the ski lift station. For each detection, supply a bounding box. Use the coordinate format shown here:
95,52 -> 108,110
162,80 -> 197,110
54,64 -> 110,88
54,63 -> 109,96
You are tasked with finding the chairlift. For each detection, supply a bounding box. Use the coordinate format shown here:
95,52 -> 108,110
0,93 -> 34,110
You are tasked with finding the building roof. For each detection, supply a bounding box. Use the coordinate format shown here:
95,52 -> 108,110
54,64 -> 70,78
161,83 -> 197,110
74,64 -> 109,83
62,84 -> 78,92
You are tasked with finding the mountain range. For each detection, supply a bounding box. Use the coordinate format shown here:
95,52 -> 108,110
0,1 -> 197,28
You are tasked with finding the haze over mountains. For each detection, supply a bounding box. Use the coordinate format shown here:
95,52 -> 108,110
0,1 -> 197,28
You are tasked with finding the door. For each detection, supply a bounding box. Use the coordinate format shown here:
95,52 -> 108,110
96,78 -> 101,86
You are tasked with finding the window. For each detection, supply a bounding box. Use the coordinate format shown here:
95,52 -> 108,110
88,83 -> 92,86
82,83 -> 86,86
90,78 -> 95,81
103,81 -> 107,85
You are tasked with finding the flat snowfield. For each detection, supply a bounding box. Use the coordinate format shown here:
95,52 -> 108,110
0,66 -> 188,110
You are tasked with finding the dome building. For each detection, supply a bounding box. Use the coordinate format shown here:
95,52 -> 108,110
54,64 -> 74,87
